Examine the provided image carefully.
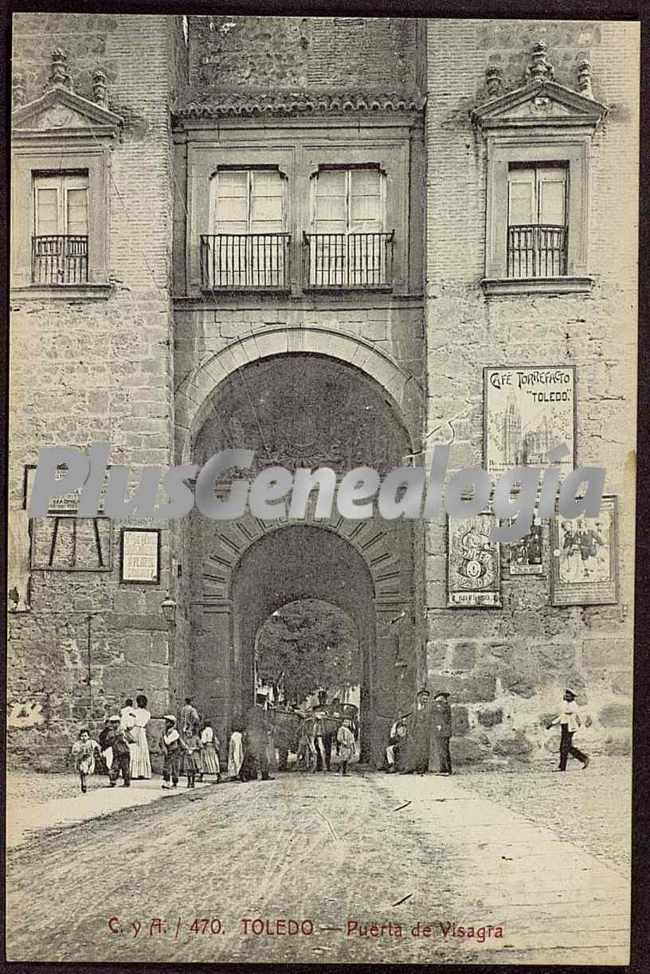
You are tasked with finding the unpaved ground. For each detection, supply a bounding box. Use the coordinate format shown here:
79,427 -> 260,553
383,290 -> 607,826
460,757 -> 631,869
6,767 -> 630,965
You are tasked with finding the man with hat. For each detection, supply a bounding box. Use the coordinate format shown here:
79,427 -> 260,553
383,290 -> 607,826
105,714 -> 134,787
243,691 -> 274,781
401,688 -> 431,774
430,691 -> 453,775
160,714 -> 187,789
548,688 -> 590,771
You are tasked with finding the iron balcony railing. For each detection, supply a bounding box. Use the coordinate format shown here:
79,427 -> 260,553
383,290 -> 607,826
200,233 -> 291,289
32,235 -> 88,285
303,231 -> 394,288
507,224 -> 568,279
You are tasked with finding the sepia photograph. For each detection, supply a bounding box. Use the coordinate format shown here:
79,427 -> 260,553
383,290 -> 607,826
6,10 -> 638,968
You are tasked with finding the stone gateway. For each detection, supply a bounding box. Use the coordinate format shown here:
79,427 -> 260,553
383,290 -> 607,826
8,15 -> 636,773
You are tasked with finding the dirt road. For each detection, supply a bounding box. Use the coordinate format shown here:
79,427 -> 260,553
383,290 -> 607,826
6,768 -> 630,965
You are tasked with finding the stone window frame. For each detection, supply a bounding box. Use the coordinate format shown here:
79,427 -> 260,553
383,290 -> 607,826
12,143 -> 112,298
482,134 -> 593,295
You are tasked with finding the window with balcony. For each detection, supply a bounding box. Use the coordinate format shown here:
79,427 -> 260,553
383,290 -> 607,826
202,168 -> 290,289
507,163 -> 568,279
32,172 -> 89,285
304,166 -> 393,288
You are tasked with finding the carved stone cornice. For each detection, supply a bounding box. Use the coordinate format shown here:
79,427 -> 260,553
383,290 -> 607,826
175,90 -> 426,119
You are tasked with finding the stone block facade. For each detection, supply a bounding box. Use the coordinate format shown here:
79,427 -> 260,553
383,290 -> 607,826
9,14 -> 184,766
8,15 -> 638,770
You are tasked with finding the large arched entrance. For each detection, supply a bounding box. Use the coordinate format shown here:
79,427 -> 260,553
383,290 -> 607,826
185,352 -> 422,766
232,527 -> 373,755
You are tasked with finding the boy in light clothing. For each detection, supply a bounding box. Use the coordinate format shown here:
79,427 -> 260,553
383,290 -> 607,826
336,718 -> 356,776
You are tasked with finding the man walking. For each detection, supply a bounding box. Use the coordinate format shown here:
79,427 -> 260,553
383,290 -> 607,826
430,691 -> 453,774
548,687 -> 590,771
106,715 -> 134,787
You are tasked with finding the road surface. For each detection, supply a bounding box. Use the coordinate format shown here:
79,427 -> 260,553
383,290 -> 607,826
6,768 -> 630,964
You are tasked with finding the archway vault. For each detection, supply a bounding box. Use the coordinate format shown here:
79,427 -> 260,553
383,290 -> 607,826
201,512 -> 408,610
190,513 -> 418,766
176,325 -> 424,464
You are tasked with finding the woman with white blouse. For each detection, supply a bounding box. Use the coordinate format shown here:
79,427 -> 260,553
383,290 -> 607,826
130,693 -> 152,780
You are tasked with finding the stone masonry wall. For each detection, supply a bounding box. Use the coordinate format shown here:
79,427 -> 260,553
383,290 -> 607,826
9,14 -> 184,769
423,20 -> 638,767
187,16 -> 419,95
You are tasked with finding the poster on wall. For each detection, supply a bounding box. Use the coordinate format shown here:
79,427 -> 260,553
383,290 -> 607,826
508,512 -> 546,576
550,496 -> 618,605
120,528 -> 161,584
447,511 -> 501,607
484,366 -> 576,476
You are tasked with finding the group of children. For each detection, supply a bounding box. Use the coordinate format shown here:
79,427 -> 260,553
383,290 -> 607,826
70,712 -> 222,793
160,715 -> 221,789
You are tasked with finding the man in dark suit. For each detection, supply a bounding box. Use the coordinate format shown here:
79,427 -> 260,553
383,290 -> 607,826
401,688 -> 431,774
430,691 -> 453,774
244,692 -> 274,781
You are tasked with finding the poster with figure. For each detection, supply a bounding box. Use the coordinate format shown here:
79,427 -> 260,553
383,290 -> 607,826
484,366 -> 576,476
447,512 -> 501,607
551,496 -> 618,605
508,512 -> 546,576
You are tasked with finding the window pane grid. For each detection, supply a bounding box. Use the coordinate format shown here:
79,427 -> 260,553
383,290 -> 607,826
308,167 -> 388,286
208,170 -> 288,287
507,163 -> 568,278
32,173 -> 89,285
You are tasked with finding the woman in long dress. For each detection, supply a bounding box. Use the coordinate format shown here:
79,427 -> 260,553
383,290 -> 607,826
130,693 -> 152,779
199,720 -> 221,781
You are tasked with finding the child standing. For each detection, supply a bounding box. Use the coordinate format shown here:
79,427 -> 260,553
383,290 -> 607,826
71,728 -> 100,793
227,726 -> 244,781
199,720 -> 221,782
183,726 -> 202,788
106,716 -> 134,787
336,718 -> 356,776
160,715 -> 187,789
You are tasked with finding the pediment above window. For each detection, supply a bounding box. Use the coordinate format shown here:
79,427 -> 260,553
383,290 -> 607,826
472,80 -> 607,133
13,86 -> 123,141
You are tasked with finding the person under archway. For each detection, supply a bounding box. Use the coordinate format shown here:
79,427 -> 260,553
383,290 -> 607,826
243,692 -> 275,781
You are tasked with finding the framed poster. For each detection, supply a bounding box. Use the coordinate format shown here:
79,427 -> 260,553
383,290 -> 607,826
507,512 -> 546,576
447,511 -> 501,607
550,496 -> 618,606
120,527 -> 161,584
484,366 -> 576,475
